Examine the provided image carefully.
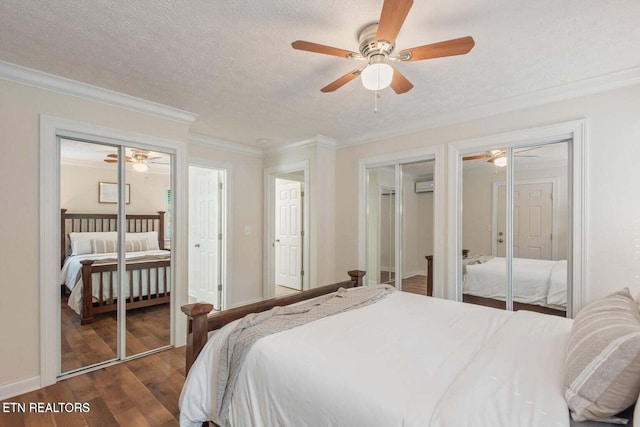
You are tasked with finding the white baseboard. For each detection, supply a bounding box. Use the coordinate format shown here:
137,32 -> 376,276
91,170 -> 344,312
403,270 -> 426,279
0,376 -> 41,401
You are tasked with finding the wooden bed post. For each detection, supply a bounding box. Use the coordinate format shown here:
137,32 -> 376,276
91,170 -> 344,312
157,211 -> 165,250
347,270 -> 366,287
425,256 -> 433,297
80,259 -> 95,324
182,302 -> 214,373
61,209 -> 67,268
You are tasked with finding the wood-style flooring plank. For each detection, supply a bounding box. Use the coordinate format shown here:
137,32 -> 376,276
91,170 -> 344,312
1,347 -> 185,427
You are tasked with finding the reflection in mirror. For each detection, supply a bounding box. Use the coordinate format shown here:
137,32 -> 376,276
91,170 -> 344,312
366,166 -> 396,286
512,141 -> 568,316
402,160 -> 435,296
461,148 -> 508,310
60,139 -> 119,373
125,147 -> 172,357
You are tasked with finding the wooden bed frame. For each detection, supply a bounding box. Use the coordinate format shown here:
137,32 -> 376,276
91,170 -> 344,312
425,254 -> 566,317
181,270 -> 365,374
61,209 -> 171,324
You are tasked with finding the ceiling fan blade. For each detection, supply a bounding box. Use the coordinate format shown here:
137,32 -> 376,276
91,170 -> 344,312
514,146 -> 541,154
106,153 -> 118,159
389,67 -> 413,94
376,0 -> 413,45
398,36 -> 475,62
291,40 -> 360,59
104,159 -> 118,163
321,67 -> 365,92
462,153 -> 490,161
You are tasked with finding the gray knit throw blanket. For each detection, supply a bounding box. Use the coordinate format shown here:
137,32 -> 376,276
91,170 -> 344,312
215,284 -> 394,425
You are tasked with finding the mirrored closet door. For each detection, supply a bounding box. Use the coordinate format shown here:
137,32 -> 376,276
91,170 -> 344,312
59,139 -> 174,376
365,159 -> 435,295
458,140 -> 569,317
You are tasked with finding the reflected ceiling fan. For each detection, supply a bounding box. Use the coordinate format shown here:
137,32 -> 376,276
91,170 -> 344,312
462,147 -> 540,167
103,149 -> 168,172
291,0 -> 475,94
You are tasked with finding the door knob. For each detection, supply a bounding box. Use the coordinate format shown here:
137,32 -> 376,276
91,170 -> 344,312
194,243 -> 200,248
498,239 -> 504,243
275,239 -> 280,243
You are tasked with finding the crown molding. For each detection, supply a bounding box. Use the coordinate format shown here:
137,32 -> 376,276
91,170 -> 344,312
265,134 -> 337,155
342,66 -> 640,147
0,60 -> 198,124
189,132 -> 264,157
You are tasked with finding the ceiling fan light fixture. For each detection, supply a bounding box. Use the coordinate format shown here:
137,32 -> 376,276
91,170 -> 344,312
133,162 -> 148,172
361,61 -> 393,91
494,155 -> 507,167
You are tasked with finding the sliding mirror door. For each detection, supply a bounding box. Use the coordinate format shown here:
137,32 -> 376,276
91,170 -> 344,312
365,157 -> 436,294
461,149 -> 507,309
60,139 -> 120,373
512,141 -> 568,316
124,147 -> 173,357
458,140 -> 570,316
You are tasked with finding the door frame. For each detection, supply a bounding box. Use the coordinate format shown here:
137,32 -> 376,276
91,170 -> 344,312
40,115 -> 187,388
264,161 -> 310,298
188,161 -> 230,311
358,145 -> 445,296
491,178 -> 559,258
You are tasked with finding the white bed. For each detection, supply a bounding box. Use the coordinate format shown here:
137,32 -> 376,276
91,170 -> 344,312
180,291 -> 573,427
464,256 -> 567,309
60,249 -> 171,315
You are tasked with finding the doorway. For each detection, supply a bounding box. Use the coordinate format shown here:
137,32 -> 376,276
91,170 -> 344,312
264,163 -> 310,299
188,166 -> 226,310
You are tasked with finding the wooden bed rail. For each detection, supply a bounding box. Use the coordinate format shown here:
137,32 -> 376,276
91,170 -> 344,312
181,270 -> 366,373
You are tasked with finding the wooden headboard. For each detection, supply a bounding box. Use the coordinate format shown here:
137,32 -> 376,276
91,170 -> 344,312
60,209 -> 165,266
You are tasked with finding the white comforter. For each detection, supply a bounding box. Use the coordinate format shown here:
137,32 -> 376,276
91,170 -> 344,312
179,291 -> 573,427
464,257 -> 567,308
60,250 -> 171,315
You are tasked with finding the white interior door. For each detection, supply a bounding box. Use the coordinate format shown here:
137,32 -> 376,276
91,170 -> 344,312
497,182 -> 553,259
189,167 -> 221,307
275,179 -> 302,289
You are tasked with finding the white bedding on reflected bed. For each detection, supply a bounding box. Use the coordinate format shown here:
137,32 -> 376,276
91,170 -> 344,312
464,257 -> 567,308
60,250 -> 171,315
179,291 -> 573,427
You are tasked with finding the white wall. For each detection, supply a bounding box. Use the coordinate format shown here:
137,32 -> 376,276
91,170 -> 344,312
334,84 -> 640,304
61,163 -> 170,215
0,78 -> 189,393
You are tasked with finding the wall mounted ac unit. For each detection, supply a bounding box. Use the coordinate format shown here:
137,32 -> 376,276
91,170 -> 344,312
415,180 -> 434,193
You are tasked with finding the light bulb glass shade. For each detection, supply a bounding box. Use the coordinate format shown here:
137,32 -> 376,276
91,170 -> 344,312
133,162 -> 148,172
494,156 -> 507,167
361,63 -> 394,90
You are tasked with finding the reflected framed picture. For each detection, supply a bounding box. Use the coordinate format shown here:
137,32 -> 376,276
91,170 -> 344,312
98,182 -> 130,204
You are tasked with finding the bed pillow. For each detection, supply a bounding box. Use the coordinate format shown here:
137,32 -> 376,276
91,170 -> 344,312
125,238 -> 149,252
91,239 -> 117,254
69,232 -> 117,255
125,232 -> 160,250
564,288 -> 640,423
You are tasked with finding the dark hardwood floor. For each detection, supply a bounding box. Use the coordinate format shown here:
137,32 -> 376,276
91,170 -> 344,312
380,272 -> 430,296
1,346 -> 186,427
61,294 -> 170,373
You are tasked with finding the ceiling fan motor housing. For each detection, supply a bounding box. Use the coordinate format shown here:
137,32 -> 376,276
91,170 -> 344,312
358,23 -> 394,58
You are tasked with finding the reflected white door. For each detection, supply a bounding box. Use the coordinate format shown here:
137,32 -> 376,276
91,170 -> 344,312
497,182 -> 553,259
189,167 -> 221,308
275,180 -> 302,289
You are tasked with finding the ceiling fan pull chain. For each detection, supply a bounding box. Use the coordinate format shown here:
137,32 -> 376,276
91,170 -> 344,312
374,90 -> 379,113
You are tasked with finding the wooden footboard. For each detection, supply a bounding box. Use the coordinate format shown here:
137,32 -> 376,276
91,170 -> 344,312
182,270 -> 366,374
79,258 -> 171,324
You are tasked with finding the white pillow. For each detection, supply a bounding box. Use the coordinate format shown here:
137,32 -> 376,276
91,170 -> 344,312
125,232 -> 160,250
69,232 -> 117,255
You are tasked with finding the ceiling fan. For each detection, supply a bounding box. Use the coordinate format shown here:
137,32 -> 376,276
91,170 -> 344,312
291,0 -> 475,94
462,147 -> 540,167
103,149 -> 167,172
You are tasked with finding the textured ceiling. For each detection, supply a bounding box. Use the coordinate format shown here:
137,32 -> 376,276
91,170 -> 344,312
1,1 -> 639,147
